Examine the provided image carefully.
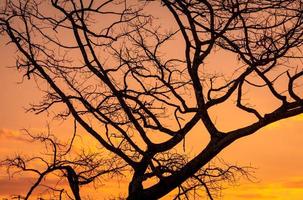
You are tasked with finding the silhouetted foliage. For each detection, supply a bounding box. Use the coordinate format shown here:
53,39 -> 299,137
1,0 -> 303,199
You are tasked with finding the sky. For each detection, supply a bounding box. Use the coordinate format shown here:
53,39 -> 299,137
1,1 -> 303,200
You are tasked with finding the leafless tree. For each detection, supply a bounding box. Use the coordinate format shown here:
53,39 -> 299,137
1,123 -> 126,200
1,0 -> 303,199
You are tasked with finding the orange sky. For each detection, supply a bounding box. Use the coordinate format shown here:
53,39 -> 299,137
1,1 -> 303,199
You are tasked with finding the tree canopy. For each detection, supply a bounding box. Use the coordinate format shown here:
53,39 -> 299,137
1,0 -> 303,199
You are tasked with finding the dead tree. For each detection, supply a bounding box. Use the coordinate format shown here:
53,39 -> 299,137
1,0 -> 303,199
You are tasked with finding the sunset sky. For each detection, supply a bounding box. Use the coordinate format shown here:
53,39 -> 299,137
1,1 -> 303,200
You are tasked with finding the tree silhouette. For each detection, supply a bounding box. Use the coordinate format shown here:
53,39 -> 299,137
1,0 -> 303,199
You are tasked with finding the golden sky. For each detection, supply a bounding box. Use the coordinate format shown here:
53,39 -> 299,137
1,1 -> 303,199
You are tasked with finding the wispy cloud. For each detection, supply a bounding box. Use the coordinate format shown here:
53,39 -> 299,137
234,193 -> 277,199
0,128 -> 27,142
0,176 -> 36,195
224,177 -> 303,200
283,178 -> 303,188
0,175 -> 68,198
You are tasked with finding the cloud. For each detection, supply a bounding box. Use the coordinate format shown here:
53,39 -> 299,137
224,178 -> 303,200
234,193 -> 277,199
0,176 -> 36,196
0,175 -> 68,197
0,128 -> 27,142
283,179 -> 303,188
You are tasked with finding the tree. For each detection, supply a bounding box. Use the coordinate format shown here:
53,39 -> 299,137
1,0 -> 303,199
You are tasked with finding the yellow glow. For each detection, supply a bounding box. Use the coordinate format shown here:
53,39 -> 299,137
224,178 -> 303,200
